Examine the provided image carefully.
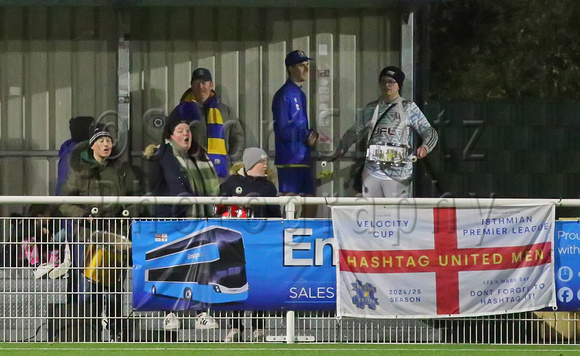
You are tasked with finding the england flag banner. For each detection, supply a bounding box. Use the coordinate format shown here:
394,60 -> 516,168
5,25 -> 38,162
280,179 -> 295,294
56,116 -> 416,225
332,204 -> 556,319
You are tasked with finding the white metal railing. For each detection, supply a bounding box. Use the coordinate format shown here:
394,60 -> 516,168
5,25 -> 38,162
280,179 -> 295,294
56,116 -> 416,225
1,197 -> 580,343
0,195 -> 575,207
1,195 -> 577,220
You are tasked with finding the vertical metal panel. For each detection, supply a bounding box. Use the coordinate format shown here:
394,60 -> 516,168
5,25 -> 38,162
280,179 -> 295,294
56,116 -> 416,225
193,9 -> 216,87
168,8 -> 192,110
315,31 -> 334,216
220,51 -> 240,118
242,45 -> 262,148
239,8 -> 262,148
146,8 -> 170,118
73,8 -> 97,115
361,12 -> 382,104
217,8 -> 240,118
401,14 -> 414,196
337,14 -> 359,196
129,10 -> 146,147
96,7 -> 118,119
312,9 -> 336,212
52,8 -> 73,148
2,7 -> 26,214
401,13 -> 414,100
266,40 -> 286,156
27,8 -> 50,196
265,8 -> 288,155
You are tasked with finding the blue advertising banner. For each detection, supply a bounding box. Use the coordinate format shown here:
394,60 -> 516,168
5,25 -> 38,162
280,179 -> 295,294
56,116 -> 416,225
132,219 -> 578,313
554,220 -> 580,311
132,219 -> 336,311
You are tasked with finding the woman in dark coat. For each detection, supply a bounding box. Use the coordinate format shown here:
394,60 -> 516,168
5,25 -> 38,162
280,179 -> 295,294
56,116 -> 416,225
145,102 -> 220,218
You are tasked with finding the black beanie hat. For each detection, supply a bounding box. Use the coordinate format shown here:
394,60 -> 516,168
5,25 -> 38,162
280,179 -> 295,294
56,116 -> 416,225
69,116 -> 95,142
88,123 -> 113,147
379,66 -> 405,89
164,102 -> 197,138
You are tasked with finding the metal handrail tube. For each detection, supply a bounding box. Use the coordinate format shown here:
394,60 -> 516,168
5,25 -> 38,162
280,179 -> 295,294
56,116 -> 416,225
0,195 -> 565,207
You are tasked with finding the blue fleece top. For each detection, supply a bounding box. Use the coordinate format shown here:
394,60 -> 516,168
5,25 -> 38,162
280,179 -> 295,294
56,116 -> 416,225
272,79 -> 313,166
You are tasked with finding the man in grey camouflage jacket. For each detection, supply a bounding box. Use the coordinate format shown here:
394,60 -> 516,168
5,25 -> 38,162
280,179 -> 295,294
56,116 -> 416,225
332,66 -> 438,197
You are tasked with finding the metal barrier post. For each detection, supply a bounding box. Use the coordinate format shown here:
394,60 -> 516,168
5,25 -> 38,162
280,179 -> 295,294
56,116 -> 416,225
285,201 -> 296,220
285,200 -> 295,343
286,310 -> 295,344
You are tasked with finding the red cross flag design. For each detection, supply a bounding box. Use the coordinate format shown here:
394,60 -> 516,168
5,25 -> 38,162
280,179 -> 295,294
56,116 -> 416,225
335,206 -> 555,317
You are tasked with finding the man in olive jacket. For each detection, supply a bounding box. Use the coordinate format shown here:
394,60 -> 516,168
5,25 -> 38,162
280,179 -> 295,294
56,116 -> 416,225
60,124 -> 134,217
59,123 -> 137,342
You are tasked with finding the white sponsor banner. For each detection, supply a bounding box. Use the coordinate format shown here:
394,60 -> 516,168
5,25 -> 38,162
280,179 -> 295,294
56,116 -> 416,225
332,204 -> 556,319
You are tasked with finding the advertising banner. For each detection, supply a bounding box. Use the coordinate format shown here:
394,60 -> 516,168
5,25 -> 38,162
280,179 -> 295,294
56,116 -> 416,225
554,220 -> 580,311
131,219 -> 336,311
333,204 -> 557,319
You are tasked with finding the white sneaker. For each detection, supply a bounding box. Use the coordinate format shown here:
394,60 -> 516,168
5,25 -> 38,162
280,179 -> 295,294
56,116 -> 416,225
49,257 -> 71,279
163,312 -> 180,331
195,312 -> 219,330
34,263 -> 55,279
252,329 -> 266,341
101,311 -> 109,331
223,328 -> 240,342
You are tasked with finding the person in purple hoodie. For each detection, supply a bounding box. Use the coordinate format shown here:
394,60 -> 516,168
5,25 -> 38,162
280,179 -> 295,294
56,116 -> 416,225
55,116 -> 95,195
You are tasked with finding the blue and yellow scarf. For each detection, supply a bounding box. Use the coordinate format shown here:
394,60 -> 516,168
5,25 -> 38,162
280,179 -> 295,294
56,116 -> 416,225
182,91 -> 229,177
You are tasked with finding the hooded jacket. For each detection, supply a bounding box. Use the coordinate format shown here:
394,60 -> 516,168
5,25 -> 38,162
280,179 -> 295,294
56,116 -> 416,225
59,141 -> 128,217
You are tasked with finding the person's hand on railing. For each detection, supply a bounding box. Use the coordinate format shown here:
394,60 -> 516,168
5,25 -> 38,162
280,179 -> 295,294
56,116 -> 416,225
329,148 -> 345,162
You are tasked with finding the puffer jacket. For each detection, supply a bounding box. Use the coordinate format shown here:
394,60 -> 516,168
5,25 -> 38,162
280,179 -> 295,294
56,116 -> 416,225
59,141 -> 128,217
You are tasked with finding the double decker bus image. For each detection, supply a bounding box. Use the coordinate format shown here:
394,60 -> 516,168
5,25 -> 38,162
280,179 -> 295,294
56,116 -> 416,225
143,226 -> 248,304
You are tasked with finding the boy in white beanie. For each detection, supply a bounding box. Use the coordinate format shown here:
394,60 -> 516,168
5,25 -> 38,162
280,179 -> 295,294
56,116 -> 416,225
219,147 -> 281,342
219,147 -> 281,218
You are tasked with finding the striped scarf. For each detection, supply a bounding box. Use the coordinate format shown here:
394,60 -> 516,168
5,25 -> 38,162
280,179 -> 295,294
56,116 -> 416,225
168,139 -> 219,217
182,91 -> 229,177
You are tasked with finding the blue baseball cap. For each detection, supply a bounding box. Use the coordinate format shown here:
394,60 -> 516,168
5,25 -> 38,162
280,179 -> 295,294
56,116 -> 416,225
285,50 -> 314,67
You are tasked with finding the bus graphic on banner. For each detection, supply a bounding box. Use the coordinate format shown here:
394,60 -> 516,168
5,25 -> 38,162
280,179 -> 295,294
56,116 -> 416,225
143,226 -> 249,304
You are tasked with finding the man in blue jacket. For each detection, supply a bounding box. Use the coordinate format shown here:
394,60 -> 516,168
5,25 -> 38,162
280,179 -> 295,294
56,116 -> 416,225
272,50 -> 319,217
